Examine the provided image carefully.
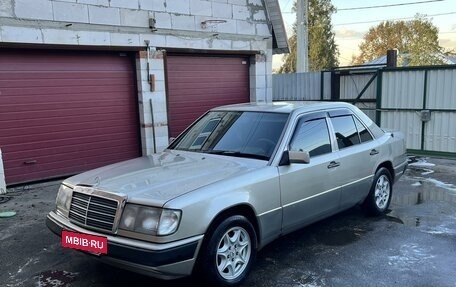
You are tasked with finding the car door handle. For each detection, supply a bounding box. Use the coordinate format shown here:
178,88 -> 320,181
370,149 -> 379,156
327,161 -> 340,169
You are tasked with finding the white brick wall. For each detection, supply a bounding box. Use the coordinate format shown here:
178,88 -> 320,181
0,149 -> 6,194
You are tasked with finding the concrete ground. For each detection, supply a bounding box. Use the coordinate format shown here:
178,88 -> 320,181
1,156 -> 455,287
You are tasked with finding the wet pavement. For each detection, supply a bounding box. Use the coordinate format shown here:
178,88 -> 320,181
1,156 -> 455,287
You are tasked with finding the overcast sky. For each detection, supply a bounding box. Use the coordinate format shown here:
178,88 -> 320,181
274,0 -> 456,69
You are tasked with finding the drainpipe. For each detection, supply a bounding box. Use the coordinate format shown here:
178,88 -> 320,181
144,40 -> 157,154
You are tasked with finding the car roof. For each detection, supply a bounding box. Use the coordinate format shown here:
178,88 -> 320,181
212,101 -> 355,114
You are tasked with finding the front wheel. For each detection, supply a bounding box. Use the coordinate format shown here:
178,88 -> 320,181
362,167 -> 393,216
199,215 -> 257,286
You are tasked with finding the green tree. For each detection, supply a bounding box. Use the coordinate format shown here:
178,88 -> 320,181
278,0 -> 339,73
352,17 -> 443,66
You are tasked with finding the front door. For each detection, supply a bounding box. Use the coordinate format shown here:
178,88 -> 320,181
279,113 -> 341,233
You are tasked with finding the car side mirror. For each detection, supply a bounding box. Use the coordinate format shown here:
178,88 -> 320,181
280,150 -> 310,165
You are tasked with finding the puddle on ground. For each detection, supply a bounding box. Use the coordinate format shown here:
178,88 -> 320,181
386,185 -> 456,234
315,228 -> 367,246
392,188 -> 456,207
35,270 -> 78,287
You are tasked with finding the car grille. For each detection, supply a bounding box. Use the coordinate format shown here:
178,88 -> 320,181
69,191 -> 119,233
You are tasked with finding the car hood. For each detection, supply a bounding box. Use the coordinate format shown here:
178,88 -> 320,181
65,150 -> 265,206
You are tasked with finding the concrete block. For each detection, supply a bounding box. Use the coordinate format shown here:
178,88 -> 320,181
228,0 -> 246,5
248,0 -> 262,5
1,26 -> 43,43
254,74 -> 266,89
149,69 -> 165,81
88,5 -> 120,25
15,0 -> 53,20
0,149 -> 6,194
232,40 -> 250,50
213,0 -> 228,3
236,20 -> 255,35
256,23 -> 270,36
210,19 -> 236,34
251,40 -> 267,51
208,38 -> 231,50
110,32 -> 140,46
212,2 -> 232,19
0,1 -> 13,17
77,0 -> 109,7
153,80 -> 166,92
190,0 -> 212,17
166,0 -> 190,14
253,9 -> 266,21
152,111 -> 168,124
153,12 -> 172,29
232,5 -> 250,20
253,59 -> 267,75
109,0 -> 139,10
139,0 -> 165,12
154,126 -> 169,139
120,9 -> 148,27
140,33 -> 166,47
53,2 -> 89,23
166,35 -> 204,49
42,28 -> 78,44
171,14 -> 195,31
78,0 -> 109,6
76,30 -> 110,45
151,92 -> 167,112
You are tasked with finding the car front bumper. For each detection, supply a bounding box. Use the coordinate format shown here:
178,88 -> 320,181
46,211 -> 203,279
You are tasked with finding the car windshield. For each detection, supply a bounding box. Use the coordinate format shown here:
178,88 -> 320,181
169,111 -> 289,160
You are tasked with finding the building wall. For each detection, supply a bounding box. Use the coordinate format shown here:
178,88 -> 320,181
0,0 -> 273,154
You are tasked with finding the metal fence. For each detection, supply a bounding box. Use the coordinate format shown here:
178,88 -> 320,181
272,65 -> 456,157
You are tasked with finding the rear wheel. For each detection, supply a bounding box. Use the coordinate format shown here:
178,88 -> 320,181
199,215 -> 257,286
362,167 -> 393,216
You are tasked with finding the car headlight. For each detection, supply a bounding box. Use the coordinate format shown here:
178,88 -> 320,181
119,204 -> 181,236
56,184 -> 73,217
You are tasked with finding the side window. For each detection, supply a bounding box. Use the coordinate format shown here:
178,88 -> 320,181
330,115 -> 360,149
354,117 -> 373,143
289,118 -> 331,157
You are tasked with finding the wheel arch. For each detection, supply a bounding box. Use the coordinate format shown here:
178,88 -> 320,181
203,204 -> 260,247
376,161 -> 394,182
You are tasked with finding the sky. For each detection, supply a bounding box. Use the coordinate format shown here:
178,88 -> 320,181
274,0 -> 456,69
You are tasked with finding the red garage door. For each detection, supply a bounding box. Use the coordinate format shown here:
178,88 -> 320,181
166,55 -> 250,137
0,50 -> 140,184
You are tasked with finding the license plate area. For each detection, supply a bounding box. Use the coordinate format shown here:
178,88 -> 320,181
62,230 -> 108,255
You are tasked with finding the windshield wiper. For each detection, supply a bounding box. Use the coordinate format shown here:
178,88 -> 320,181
207,150 -> 269,161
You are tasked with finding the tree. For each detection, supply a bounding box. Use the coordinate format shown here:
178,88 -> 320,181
278,0 -> 339,73
352,17 -> 443,66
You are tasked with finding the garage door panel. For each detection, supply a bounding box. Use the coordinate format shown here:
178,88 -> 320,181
0,104 -> 135,121
167,54 -> 250,137
6,151 -> 136,184
0,50 -> 140,184
0,99 -> 134,113
0,119 -> 135,138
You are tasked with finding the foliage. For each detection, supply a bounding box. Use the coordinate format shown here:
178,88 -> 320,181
352,17 -> 444,66
278,0 -> 339,73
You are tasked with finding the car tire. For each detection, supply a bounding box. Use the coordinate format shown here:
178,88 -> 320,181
362,167 -> 393,216
198,215 -> 257,287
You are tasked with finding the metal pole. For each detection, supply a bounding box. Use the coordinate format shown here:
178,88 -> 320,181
296,0 -> 309,72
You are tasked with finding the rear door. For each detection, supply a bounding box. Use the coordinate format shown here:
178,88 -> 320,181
329,110 -> 379,209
